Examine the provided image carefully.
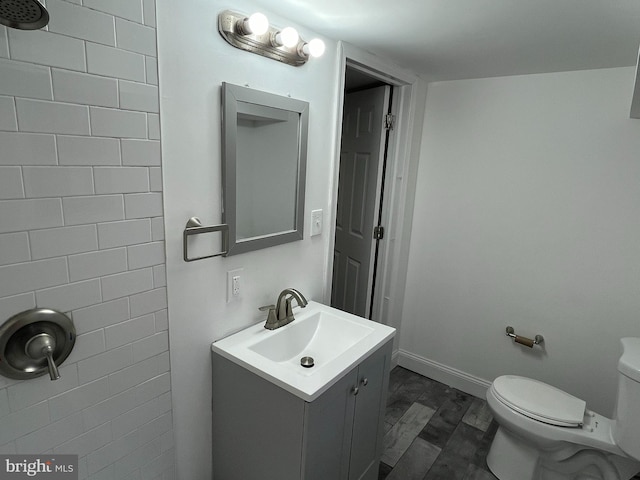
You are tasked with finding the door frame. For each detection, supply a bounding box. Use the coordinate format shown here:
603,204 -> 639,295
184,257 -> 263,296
325,42 -> 428,345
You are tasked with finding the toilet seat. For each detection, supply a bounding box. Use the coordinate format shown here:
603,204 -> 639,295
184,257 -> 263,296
492,375 -> 586,427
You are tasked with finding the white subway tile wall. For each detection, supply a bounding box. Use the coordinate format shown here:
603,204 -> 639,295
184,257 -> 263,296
0,97 -> 18,131
0,29 -> 10,59
0,1 -> 173,479
0,166 -> 24,199
1,132 -> 58,165
0,59 -> 53,99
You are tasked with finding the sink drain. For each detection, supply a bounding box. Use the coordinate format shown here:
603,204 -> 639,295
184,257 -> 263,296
300,356 -> 314,368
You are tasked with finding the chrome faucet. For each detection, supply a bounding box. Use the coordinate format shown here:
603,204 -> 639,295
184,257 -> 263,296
259,288 -> 308,330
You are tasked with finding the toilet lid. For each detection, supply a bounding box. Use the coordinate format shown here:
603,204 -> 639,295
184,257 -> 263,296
492,375 -> 586,427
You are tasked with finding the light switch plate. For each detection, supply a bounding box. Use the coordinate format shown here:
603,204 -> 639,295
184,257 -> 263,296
311,209 -> 323,236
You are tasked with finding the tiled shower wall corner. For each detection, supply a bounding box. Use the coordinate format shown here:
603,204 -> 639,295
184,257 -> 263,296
0,0 -> 174,478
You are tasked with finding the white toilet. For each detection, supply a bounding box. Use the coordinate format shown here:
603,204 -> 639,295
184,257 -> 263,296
485,338 -> 640,480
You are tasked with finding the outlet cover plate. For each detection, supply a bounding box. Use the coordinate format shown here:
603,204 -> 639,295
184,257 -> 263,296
227,268 -> 243,303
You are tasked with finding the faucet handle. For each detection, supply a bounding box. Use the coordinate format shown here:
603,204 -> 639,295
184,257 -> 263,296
259,304 -> 279,330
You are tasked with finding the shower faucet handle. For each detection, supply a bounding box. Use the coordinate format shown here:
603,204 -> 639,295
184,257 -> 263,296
43,344 -> 60,381
25,333 -> 60,380
0,308 -> 75,381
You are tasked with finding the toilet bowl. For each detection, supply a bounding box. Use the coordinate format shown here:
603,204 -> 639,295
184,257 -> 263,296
485,338 -> 640,480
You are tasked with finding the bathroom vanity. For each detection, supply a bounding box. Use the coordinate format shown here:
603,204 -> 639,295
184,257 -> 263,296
210,301 -> 395,480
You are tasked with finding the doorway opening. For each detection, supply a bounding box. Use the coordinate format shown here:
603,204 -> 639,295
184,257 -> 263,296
330,65 -> 394,320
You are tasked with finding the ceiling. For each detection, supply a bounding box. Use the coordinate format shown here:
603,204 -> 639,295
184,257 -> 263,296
254,0 -> 640,82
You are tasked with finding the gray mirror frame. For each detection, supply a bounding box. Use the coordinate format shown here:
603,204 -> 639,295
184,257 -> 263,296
221,82 -> 309,256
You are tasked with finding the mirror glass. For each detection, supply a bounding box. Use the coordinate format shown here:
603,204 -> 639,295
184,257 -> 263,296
222,82 -> 308,256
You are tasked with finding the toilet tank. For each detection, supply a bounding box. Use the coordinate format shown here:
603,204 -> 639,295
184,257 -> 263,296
614,337 -> 640,460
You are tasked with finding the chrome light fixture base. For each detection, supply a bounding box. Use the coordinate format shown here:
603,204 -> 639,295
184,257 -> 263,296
218,10 -> 309,67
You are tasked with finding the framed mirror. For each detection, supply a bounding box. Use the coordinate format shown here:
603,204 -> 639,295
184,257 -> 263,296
222,82 -> 309,256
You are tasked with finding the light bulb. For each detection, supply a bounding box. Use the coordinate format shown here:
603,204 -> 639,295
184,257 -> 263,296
239,12 -> 268,35
306,38 -> 325,57
274,27 -> 299,48
247,12 -> 269,35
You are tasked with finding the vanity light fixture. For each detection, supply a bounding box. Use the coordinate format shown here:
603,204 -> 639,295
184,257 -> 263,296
236,12 -> 269,36
272,26 -> 299,48
218,10 -> 325,67
299,38 -> 326,58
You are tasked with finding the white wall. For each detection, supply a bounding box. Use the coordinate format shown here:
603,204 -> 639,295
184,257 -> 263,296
156,1 -> 340,478
0,1 -> 174,479
400,67 -> 640,415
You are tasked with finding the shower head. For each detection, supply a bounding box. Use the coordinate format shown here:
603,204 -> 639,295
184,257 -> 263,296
0,0 -> 49,30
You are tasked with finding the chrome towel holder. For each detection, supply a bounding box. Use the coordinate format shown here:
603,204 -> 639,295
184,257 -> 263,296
506,326 -> 544,349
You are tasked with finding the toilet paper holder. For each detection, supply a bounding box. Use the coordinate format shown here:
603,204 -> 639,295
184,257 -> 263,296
506,326 -> 544,348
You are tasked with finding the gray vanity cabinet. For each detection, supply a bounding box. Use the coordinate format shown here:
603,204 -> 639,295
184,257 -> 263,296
211,339 -> 392,480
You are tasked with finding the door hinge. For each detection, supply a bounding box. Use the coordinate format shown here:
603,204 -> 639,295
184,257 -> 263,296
384,113 -> 395,131
373,226 -> 384,240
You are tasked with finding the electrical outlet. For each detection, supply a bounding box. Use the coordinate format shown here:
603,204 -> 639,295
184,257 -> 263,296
232,275 -> 240,296
227,268 -> 243,303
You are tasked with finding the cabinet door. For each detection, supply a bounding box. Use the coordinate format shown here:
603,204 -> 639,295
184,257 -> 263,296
212,354 -> 306,480
349,341 -> 392,480
302,367 -> 358,480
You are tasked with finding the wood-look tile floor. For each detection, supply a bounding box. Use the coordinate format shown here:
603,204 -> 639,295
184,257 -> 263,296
379,366 -> 498,480
379,367 -> 640,480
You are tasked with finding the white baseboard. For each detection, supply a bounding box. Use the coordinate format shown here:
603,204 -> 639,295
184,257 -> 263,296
397,349 -> 491,399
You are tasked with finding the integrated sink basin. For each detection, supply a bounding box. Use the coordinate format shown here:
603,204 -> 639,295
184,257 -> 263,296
249,308 -> 374,363
211,301 -> 395,401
